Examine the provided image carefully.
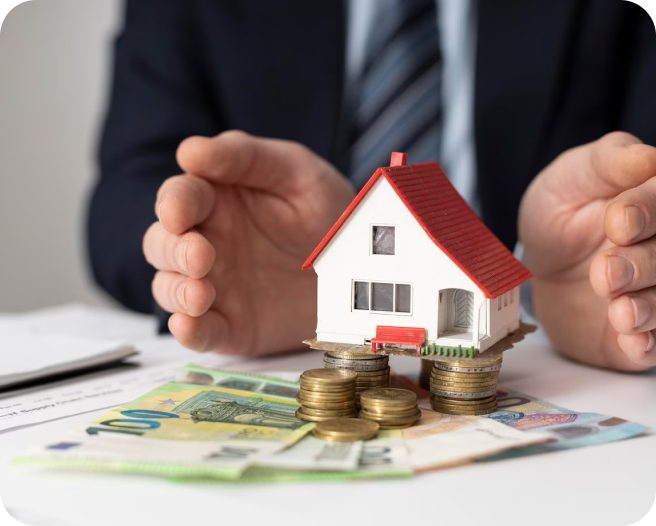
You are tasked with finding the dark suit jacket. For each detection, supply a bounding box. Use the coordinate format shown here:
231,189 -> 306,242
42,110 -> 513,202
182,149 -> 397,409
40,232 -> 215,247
88,0 -> 656,314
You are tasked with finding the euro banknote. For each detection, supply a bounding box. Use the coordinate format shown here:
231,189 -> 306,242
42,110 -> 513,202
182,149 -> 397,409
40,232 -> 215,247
481,388 -> 649,460
176,363 -> 299,400
18,379 -> 313,479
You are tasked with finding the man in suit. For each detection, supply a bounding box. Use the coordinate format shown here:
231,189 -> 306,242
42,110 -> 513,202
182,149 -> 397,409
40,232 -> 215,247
88,0 -> 656,371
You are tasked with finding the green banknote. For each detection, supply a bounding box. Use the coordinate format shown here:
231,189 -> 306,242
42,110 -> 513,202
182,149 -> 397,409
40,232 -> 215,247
172,430 -> 414,484
176,363 -> 299,400
18,379 -> 312,479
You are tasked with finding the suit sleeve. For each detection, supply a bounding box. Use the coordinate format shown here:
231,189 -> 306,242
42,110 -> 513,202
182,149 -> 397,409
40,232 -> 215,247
618,3 -> 656,145
87,0 -> 222,315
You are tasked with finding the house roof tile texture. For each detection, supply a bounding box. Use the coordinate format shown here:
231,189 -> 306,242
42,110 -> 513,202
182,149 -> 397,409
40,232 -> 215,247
302,160 -> 532,298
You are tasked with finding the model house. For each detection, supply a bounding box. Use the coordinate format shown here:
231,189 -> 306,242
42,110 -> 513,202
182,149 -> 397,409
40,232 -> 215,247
302,152 -> 532,357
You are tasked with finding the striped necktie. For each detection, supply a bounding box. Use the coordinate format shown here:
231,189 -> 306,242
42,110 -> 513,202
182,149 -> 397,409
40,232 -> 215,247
349,0 -> 443,187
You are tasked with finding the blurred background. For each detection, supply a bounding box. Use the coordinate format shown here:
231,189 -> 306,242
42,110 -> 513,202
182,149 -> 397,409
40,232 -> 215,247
0,0 -> 121,311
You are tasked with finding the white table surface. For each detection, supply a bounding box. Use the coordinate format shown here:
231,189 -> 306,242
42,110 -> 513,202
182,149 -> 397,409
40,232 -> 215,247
0,308 -> 654,526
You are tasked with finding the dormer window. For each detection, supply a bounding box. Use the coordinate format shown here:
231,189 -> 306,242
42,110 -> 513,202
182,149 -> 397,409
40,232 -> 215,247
372,225 -> 395,255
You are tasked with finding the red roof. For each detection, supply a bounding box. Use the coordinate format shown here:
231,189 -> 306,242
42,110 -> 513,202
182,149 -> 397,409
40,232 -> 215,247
302,156 -> 532,298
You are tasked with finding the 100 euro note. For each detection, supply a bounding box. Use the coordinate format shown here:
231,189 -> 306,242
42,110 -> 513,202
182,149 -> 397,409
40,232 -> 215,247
16,379 -> 313,480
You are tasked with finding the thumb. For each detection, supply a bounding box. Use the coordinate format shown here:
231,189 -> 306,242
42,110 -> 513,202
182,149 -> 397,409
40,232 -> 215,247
176,130 -> 331,198
542,132 -> 656,207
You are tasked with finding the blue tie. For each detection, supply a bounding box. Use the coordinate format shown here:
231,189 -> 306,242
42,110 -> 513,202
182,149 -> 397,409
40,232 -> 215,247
349,0 -> 443,188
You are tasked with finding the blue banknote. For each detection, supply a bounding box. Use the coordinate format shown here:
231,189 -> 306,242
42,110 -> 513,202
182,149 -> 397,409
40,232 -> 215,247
482,388 -> 649,459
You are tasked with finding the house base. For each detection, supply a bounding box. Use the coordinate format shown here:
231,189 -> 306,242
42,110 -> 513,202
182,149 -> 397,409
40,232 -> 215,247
303,321 -> 536,364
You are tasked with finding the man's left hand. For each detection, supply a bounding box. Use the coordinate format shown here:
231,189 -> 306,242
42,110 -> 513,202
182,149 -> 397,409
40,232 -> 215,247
519,132 -> 656,371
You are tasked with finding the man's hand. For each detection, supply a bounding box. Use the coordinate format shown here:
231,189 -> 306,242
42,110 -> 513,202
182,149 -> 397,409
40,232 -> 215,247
143,131 -> 354,356
520,132 -> 656,371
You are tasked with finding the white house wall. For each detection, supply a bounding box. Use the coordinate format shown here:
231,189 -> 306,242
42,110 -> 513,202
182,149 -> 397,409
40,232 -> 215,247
313,177 -> 489,348
487,286 -> 521,347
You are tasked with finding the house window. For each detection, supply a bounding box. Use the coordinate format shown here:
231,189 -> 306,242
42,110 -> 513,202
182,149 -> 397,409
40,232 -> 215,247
497,298 -> 502,311
504,293 -> 508,307
372,226 -> 395,255
352,281 -> 411,314
353,281 -> 370,310
372,283 -> 394,311
395,284 -> 411,313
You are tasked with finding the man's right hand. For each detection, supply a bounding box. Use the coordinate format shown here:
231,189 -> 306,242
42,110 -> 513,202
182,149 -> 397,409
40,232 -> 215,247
143,131 -> 355,356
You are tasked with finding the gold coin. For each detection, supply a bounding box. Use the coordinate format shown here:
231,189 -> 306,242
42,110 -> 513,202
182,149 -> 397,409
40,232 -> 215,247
296,407 -> 356,422
430,402 -> 497,415
359,408 -> 420,420
359,401 -> 418,412
312,417 -> 380,441
378,422 -> 417,430
431,370 -> 499,381
299,382 -> 355,392
298,384 -> 355,394
430,396 -> 498,408
435,361 -> 502,373
355,367 -> 391,375
430,381 -> 498,392
431,395 -> 497,406
360,388 -> 417,406
325,351 -> 386,361
436,355 -> 502,365
297,391 -> 354,402
301,368 -> 358,384
360,407 -> 421,420
431,388 -> 497,399
295,398 -> 356,410
297,406 -> 357,417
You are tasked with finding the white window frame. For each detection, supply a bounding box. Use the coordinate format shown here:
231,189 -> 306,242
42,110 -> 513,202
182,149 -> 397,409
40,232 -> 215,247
351,280 -> 412,315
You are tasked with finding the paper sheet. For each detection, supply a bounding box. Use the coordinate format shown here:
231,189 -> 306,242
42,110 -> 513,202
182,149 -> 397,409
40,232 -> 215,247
0,363 -> 179,433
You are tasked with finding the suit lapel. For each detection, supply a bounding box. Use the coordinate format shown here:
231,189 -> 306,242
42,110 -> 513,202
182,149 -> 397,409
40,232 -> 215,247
474,0 -> 581,247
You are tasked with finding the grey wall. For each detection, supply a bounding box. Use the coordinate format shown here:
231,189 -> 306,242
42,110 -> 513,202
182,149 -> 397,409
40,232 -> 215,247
0,0 -> 122,311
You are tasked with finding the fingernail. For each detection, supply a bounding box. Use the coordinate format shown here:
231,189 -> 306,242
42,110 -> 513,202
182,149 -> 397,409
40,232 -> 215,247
645,332 -> 654,353
630,297 -> 651,329
624,205 -> 645,241
175,242 -> 188,272
606,255 -> 634,292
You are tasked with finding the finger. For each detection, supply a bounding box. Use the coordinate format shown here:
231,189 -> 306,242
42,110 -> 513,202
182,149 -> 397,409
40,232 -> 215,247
608,287 -> 656,334
155,175 -> 215,234
550,132 -> 656,205
152,271 -> 215,317
176,130 -> 321,196
143,223 -> 215,279
168,310 -> 230,353
604,177 -> 656,246
589,238 -> 656,297
616,332 -> 656,369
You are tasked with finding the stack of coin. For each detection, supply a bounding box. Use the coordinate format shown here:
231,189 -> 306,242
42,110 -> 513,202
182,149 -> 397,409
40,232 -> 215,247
312,417 -> 380,442
429,357 -> 502,415
419,359 -> 433,390
296,368 -> 358,422
359,388 -> 421,429
323,351 -> 390,405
